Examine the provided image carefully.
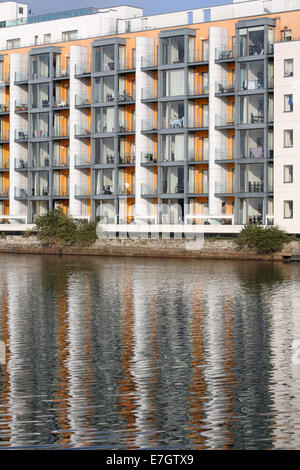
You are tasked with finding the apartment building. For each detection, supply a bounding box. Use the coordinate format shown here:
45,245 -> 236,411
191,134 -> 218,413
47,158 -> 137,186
0,0 -> 300,232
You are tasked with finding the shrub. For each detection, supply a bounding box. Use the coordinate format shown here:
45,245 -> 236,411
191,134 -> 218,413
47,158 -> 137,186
35,209 -> 97,247
237,225 -> 290,254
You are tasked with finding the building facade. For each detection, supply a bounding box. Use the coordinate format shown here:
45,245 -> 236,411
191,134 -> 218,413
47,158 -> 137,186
0,0 -> 300,232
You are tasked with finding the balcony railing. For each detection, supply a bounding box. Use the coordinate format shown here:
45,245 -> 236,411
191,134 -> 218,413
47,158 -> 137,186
0,187 -> 9,198
75,185 -> 90,197
95,155 -> 115,165
141,183 -> 157,195
118,57 -> 136,70
215,148 -> 234,161
188,152 -> 209,162
119,155 -> 135,164
141,152 -> 157,164
31,129 -> 49,138
53,127 -> 70,138
31,187 -> 50,197
52,188 -> 69,197
215,48 -> 234,60
188,85 -> 209,96
0,131 -> 9,141
75,155 -> 91,166
141,119 -> 157,132
75,94 -> 91,107
118,90 -> 135,102
215,114 -> 235,127
246,181 -> 264,193
53,155 -> 69,167
15,187 -> 27,198
141,88 -> 157,100
189,118 -> 209,129
188,49 -> 210,63
74,125 -> 90,136
54,67 -> 70,78
53,98 -> 69,108
0,103 -> 9,113
32,156 -> 50,167
188,182 -> 208,194
0,73 -> 10,84
15,129 -> 28,141
118,186 -> 135,196
215,182 -> 234,194
119,122 -> 135,133
15,101 -> 28,112
75,64 -> 91,76
14,158 -> 28,169
141,55 -> 157,68
14,71 -> 28,83
215,81 -> 235,94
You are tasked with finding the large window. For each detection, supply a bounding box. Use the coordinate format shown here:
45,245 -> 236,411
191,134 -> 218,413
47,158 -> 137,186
31,113 -> 49,138
239,95 -> 264,124
95,138 -> 115,164
6,38 -> 20,49
31,83 -> 49,109
95,169 -> 114,195
31,142 -> 49,167
239,163 -> 264,193
31,54 -> 49,79
161,101 -> 184,128
239,129 -> 264,159
239,61 -> 264,90
62,30 -> 78,41
239,26 -> 265,57
161,70 -> 184,97
161,167 -> 184,194
284,94 -> 293,112
94,45 -> 115,72
161,36 -> 185,64
95,107 -> 115,133
161,134 -> 184,162
94,76 -> 115,103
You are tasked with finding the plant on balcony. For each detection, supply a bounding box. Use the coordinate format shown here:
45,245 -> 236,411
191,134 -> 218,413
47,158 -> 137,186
35,208 -> 97,247
236,225 -> 290,254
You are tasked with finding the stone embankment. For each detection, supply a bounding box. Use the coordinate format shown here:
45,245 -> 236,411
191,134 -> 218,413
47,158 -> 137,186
1,235 -> 300,261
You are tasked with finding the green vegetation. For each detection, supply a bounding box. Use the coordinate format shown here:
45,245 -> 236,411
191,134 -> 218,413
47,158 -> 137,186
35,209 -> 98,247
236,224 -> 291,254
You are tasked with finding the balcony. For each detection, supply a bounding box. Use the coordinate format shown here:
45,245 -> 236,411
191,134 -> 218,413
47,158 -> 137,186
0,187 -> 9,198
119,57 -> 136,71
188,151 -> 209,162
75,94 -> 91,107
14,158 -> 28,170
15,129 -> 28,141
188,85 -> 209,97
0,131 -> 9,142
215,80 -> 235,95
141,56 -> 157,68
53,127 -> 70,139
188,49 -> 209,64
215,148 -> 234,161
189,117 -> 209,129
31,129 -> 49,139
15,101 -> 28,113
32,156 -> 50,168
14,71 -> 28,83
53,98 -> 69,109
141,88 -> 157,100
15,187 -> 27,198
141,152 -> 157,164
141,183 -> 157,196
54,67 -> 70,79
75,155 -> 91,167
118,90 -> 135,103
53,155 -> 69,167
0,103 -> 9,114
75,64 -> 91,76
215,48 -> 235,61
215,114 -> 235,128
74,125 -> 91,137
246,181 -> 264,193
215,182 -> 234,194
31,187 -> 50,197
118,185 -> 135,196
118,122 -> 135,134
75,185 -> 90,197
0,73 -> 10,85
141,119 -> 157,132
119,155 -> 135,165
52,188 -> 69,197
188,182 -> 208,195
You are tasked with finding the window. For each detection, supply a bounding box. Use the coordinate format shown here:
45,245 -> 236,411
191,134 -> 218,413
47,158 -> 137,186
19,7 -> 24,14
44,34 -> 51,44
281,29 -> 292,41
284,165 -> 293,183
284,59 -> 293,77
284,129 -> 293,147
6,38 -> 20,49
284,200 -> 293,219
284,94 -> 293,112
161,36 -> 185,65
62,30 -> 78,41
161,69 -> 184,96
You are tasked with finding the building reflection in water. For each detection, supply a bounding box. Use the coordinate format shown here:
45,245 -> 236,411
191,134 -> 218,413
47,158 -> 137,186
0,256 -> 300,449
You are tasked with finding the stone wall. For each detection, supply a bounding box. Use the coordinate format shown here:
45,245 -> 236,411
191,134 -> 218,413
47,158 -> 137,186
0,234 -> 298,261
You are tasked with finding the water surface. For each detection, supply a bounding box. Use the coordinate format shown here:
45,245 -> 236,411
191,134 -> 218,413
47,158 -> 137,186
0,254 -> 300,450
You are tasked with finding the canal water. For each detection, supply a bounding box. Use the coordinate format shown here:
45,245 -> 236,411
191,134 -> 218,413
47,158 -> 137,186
0,254 -> 300,450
